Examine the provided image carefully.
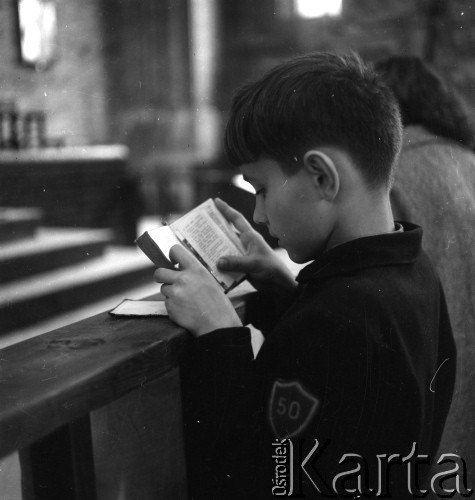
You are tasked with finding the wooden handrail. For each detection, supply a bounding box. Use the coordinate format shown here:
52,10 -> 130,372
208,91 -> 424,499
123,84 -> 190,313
0,287 -> 254,498
0,289 -> 253,460
0,296 -> 187,459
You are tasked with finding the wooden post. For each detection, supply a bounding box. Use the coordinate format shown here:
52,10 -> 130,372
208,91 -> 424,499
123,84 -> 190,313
20,415 -> 97,500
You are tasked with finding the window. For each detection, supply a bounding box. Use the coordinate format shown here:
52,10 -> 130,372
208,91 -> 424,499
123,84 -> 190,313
276,0 -> 342,19
295,0 -> 342,18
17,0 -> 58,70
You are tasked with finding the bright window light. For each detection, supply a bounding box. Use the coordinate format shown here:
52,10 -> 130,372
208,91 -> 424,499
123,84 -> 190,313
232,174 -> 255,194
295,0 -> 342,18
18,0 -> 57,68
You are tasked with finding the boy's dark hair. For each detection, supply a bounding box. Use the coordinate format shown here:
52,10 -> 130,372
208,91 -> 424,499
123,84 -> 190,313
375,55 -> 475,151
224,51 -> 402,189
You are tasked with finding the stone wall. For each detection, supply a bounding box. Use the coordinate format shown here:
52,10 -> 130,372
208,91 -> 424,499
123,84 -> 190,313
1,0 -> 474,211
0,0 -> 108,146
2,0 -> 474,159
217,0 -> 475,117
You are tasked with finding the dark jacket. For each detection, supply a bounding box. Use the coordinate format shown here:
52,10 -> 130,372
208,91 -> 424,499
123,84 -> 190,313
181,222 -> 456,499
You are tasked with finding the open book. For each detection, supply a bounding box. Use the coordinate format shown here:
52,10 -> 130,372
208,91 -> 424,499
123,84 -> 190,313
135,199 -> 246,292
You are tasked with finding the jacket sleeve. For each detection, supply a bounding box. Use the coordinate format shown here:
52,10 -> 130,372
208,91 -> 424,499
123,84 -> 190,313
179,301 -> 419,499
244,286 -> 299,335
180,327 -> 260,499
261,309 -> 377,452
179,311 -> 378,499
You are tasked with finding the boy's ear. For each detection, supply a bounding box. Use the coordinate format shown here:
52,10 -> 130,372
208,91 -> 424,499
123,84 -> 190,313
303,150 -> 340,201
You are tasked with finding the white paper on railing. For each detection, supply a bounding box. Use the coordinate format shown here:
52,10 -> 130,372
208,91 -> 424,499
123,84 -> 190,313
109,299 -> 168,317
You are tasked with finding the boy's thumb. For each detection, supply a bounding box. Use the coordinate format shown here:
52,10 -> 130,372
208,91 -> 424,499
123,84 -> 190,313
218,256 -> 249,273
218,256 -> 233,270
218,255 -> 260,275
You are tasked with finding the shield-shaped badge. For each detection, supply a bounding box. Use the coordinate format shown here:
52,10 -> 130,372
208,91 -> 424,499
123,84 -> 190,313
268,380 -> 320,439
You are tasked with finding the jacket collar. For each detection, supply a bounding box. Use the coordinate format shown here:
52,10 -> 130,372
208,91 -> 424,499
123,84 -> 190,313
296,222 -> 422,284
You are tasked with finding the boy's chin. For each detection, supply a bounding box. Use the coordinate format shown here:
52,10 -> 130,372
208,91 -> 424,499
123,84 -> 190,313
285,248 -> 312,265
284,244 -> 323,264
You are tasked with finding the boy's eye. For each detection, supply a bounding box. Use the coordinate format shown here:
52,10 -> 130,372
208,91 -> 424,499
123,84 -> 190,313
255,188 -> 266,197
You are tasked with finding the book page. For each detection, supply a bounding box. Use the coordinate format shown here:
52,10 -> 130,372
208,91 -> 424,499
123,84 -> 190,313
199,199 -> 246,253
171,200 -> 245,289
109,299 -> 168,316
146,225 -> 182,260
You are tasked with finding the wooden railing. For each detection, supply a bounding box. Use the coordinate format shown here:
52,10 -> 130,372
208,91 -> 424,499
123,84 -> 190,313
0,290 -> 252,499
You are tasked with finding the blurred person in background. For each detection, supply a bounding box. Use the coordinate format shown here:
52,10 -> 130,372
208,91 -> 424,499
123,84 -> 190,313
376,55 -> 475,483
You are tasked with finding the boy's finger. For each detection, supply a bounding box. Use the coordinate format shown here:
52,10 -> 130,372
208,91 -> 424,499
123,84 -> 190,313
215,198 -> 253,233
154,267 -> 178,284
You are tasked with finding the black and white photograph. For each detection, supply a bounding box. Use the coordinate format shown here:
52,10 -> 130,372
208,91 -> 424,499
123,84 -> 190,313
0,0 -> 474,498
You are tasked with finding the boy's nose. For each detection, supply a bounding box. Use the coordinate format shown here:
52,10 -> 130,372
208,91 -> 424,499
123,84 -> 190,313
253,199 -> 268,225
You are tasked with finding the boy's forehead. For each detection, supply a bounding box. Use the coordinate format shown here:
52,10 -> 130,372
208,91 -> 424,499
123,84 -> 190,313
240,158 -> 282,181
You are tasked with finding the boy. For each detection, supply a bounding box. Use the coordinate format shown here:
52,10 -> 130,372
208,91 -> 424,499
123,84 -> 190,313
155,52 -> 456,498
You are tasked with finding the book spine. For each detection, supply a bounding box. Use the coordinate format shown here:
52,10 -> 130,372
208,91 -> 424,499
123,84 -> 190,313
135,233 -> 172,269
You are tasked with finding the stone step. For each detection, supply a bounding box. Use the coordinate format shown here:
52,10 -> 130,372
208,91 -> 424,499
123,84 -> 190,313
0,247 -> 155,334
0,227 -> 113,283
0,207 -> 43,243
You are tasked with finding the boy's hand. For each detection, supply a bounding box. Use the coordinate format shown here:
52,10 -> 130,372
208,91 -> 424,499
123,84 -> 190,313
215,198 -> 297,293
154,245 -> 242,337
